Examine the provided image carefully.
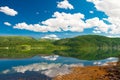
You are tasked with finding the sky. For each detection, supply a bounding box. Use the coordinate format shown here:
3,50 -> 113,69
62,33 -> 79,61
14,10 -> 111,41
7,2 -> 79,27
0,0 -> 120,39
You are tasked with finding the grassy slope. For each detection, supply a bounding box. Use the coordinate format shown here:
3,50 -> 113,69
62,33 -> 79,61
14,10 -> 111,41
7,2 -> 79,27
0,36 -> 68,58
0,36 -> 56,58
54,35 -> 120,60
0,35 -> 120,59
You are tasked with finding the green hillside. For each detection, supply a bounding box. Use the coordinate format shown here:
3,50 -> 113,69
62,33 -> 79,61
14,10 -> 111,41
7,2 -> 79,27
0,35 -> 120,60
53,35 -> 120,60
0,36 -> 56,58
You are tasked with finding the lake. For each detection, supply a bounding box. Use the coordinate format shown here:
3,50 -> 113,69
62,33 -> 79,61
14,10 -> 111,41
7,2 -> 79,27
0,55 -> 118,80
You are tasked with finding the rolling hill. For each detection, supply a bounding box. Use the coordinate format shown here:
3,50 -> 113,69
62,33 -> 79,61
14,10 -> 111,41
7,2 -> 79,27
0,35 -> 120,60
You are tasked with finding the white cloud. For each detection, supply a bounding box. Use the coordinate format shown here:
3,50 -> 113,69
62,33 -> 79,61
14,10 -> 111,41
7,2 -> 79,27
14,22 -> 48,32
57,0 -> 74,9
86,17 -> 110,33
0,6 -> 18,16
14,12 -> 85,32
41,34 -> 60,40
87,0 -> 120,34
13,12 -> 111,33
4,22 -> 12,26
1,0 -> 119,35
41,12 -> 85,32
89,11 -> 94,14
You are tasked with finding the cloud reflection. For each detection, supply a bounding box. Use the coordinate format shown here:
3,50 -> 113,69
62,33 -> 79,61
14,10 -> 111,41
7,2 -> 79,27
2,63 -> 84,77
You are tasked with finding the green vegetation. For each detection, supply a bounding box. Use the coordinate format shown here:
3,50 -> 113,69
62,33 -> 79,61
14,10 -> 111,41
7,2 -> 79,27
0,36 -> 67,58
0,35 -> 120,60
53,35 -> 120,60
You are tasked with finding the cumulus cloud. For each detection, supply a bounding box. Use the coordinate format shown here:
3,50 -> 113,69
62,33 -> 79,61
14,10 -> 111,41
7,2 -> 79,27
14,22 -> 48,32
87,0 -> 120,34
14,12 -> 85,32
41,35 -> 60,40
86,17 -> 110,33
57,0 -> 74,9
41,12 -> 85,32
0,6 -> 18,16
4,22 -> 12,26
2,63 -> 83,77
13,11 -> 111,33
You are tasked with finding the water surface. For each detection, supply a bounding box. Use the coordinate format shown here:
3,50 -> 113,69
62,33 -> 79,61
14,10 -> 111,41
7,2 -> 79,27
0,55 -> 118,76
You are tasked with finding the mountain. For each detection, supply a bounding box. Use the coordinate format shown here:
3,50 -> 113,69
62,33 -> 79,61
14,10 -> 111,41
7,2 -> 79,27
53,35 -> 120,60
0,35 -> 120,60
54,35 -> 120,49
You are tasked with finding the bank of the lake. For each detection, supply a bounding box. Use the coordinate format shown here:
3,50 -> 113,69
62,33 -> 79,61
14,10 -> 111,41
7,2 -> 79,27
54,62 -> 120,80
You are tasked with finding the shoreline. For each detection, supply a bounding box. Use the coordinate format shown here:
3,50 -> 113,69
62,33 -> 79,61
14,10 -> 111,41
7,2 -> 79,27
54,62 -> 119,80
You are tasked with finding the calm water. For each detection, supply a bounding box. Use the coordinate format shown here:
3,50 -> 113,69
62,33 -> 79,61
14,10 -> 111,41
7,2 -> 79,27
0,55 -> 118,79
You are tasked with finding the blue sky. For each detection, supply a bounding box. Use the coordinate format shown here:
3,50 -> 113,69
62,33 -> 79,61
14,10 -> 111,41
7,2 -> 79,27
0,0 -> 119,38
